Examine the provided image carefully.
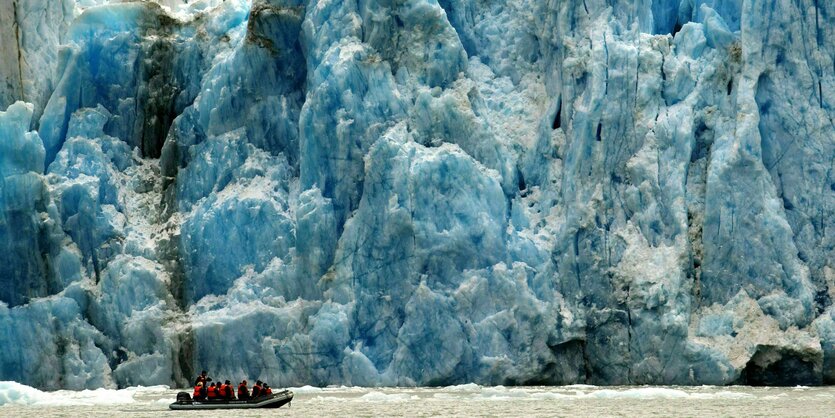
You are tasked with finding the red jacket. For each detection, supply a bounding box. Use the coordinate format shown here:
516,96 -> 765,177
238,383 -> 249,398
207,385 -> 217,399
192,385 -> 202,399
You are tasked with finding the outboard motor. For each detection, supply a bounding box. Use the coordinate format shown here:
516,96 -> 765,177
176,392 -> 192,403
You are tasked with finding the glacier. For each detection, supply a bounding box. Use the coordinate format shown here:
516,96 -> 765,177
0,0 -> 834,389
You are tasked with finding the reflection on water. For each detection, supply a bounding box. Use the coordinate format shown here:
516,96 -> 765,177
2,383 -> 834,417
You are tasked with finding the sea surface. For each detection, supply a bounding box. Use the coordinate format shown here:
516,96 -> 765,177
1,384 -> 834,417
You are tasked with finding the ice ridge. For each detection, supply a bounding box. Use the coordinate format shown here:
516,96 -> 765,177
0,0 -> 833,389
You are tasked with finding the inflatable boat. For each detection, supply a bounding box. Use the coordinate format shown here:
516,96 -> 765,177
169,389 -> 294,410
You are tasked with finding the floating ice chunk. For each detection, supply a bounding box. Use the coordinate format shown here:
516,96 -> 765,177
444,383 -> 481,392
289,385 -> 324,394
586,388 -> 689,399
0,381 -> 144,406
0,381 -> 45,406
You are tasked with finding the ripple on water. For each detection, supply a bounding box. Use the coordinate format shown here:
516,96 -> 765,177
1,384 -> 835,417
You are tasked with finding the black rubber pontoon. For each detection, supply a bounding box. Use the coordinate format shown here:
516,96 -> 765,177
169,390 -> 294,410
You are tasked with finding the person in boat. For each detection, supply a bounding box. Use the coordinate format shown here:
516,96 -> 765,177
251,380 -> 263,398
223,380 -> 235,400
264,384 -> 272,396
218,380 -> 235,401
218,380 -> 226,400
207,383 -> 217,401
238,380 -> 250,400
195,370 -> 212,386
192,382 -> 204,401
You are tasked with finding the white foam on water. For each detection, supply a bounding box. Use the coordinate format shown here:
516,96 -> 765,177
688,391 -> 754,400
287,385 -> 369,395
429,386 -> 758,401
1,384 -> 833,417
322,385 -> 368,393
358,391 -> 417,402
309,395 -> 343,403
308,391 -> 418,403
562,384 -> 599,390
529,392 -> 574,400
0,382 -> 792,409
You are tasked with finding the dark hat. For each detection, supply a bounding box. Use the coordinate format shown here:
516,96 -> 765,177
256,380 -> 262,385
225,380 -> 231,384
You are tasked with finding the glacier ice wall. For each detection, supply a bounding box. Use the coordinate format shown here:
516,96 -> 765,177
0,0 -> 834,389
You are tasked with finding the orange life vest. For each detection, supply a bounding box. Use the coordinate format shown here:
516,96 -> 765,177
265,387 -> 272,395
238,383 -> 249,398
220,384 -> 229,397
192,385 -> 202,398
207,385 -> 217,399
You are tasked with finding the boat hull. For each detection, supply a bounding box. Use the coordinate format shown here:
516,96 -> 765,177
169,390 -> 293,410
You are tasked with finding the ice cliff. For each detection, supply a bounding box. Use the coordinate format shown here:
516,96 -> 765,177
1,0 -> 834,389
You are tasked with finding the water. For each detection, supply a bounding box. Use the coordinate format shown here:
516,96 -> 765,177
1,384 -> 834,417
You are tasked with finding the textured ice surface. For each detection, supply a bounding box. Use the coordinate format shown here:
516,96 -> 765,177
0,0 -> 834,389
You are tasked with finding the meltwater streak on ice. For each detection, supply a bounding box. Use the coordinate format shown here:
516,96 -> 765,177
1,383 -> 835,417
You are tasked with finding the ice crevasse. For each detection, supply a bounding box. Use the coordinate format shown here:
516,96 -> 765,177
0,0 -> 834,389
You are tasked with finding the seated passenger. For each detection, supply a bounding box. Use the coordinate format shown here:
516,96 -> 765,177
224,380 -> 235,400
251,381 -> 262,398
207,382 -> 218,400
218,381 -> 227,399
264,384 -> 273,396
238,380 -> 250,400
192,382 -> 204,401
